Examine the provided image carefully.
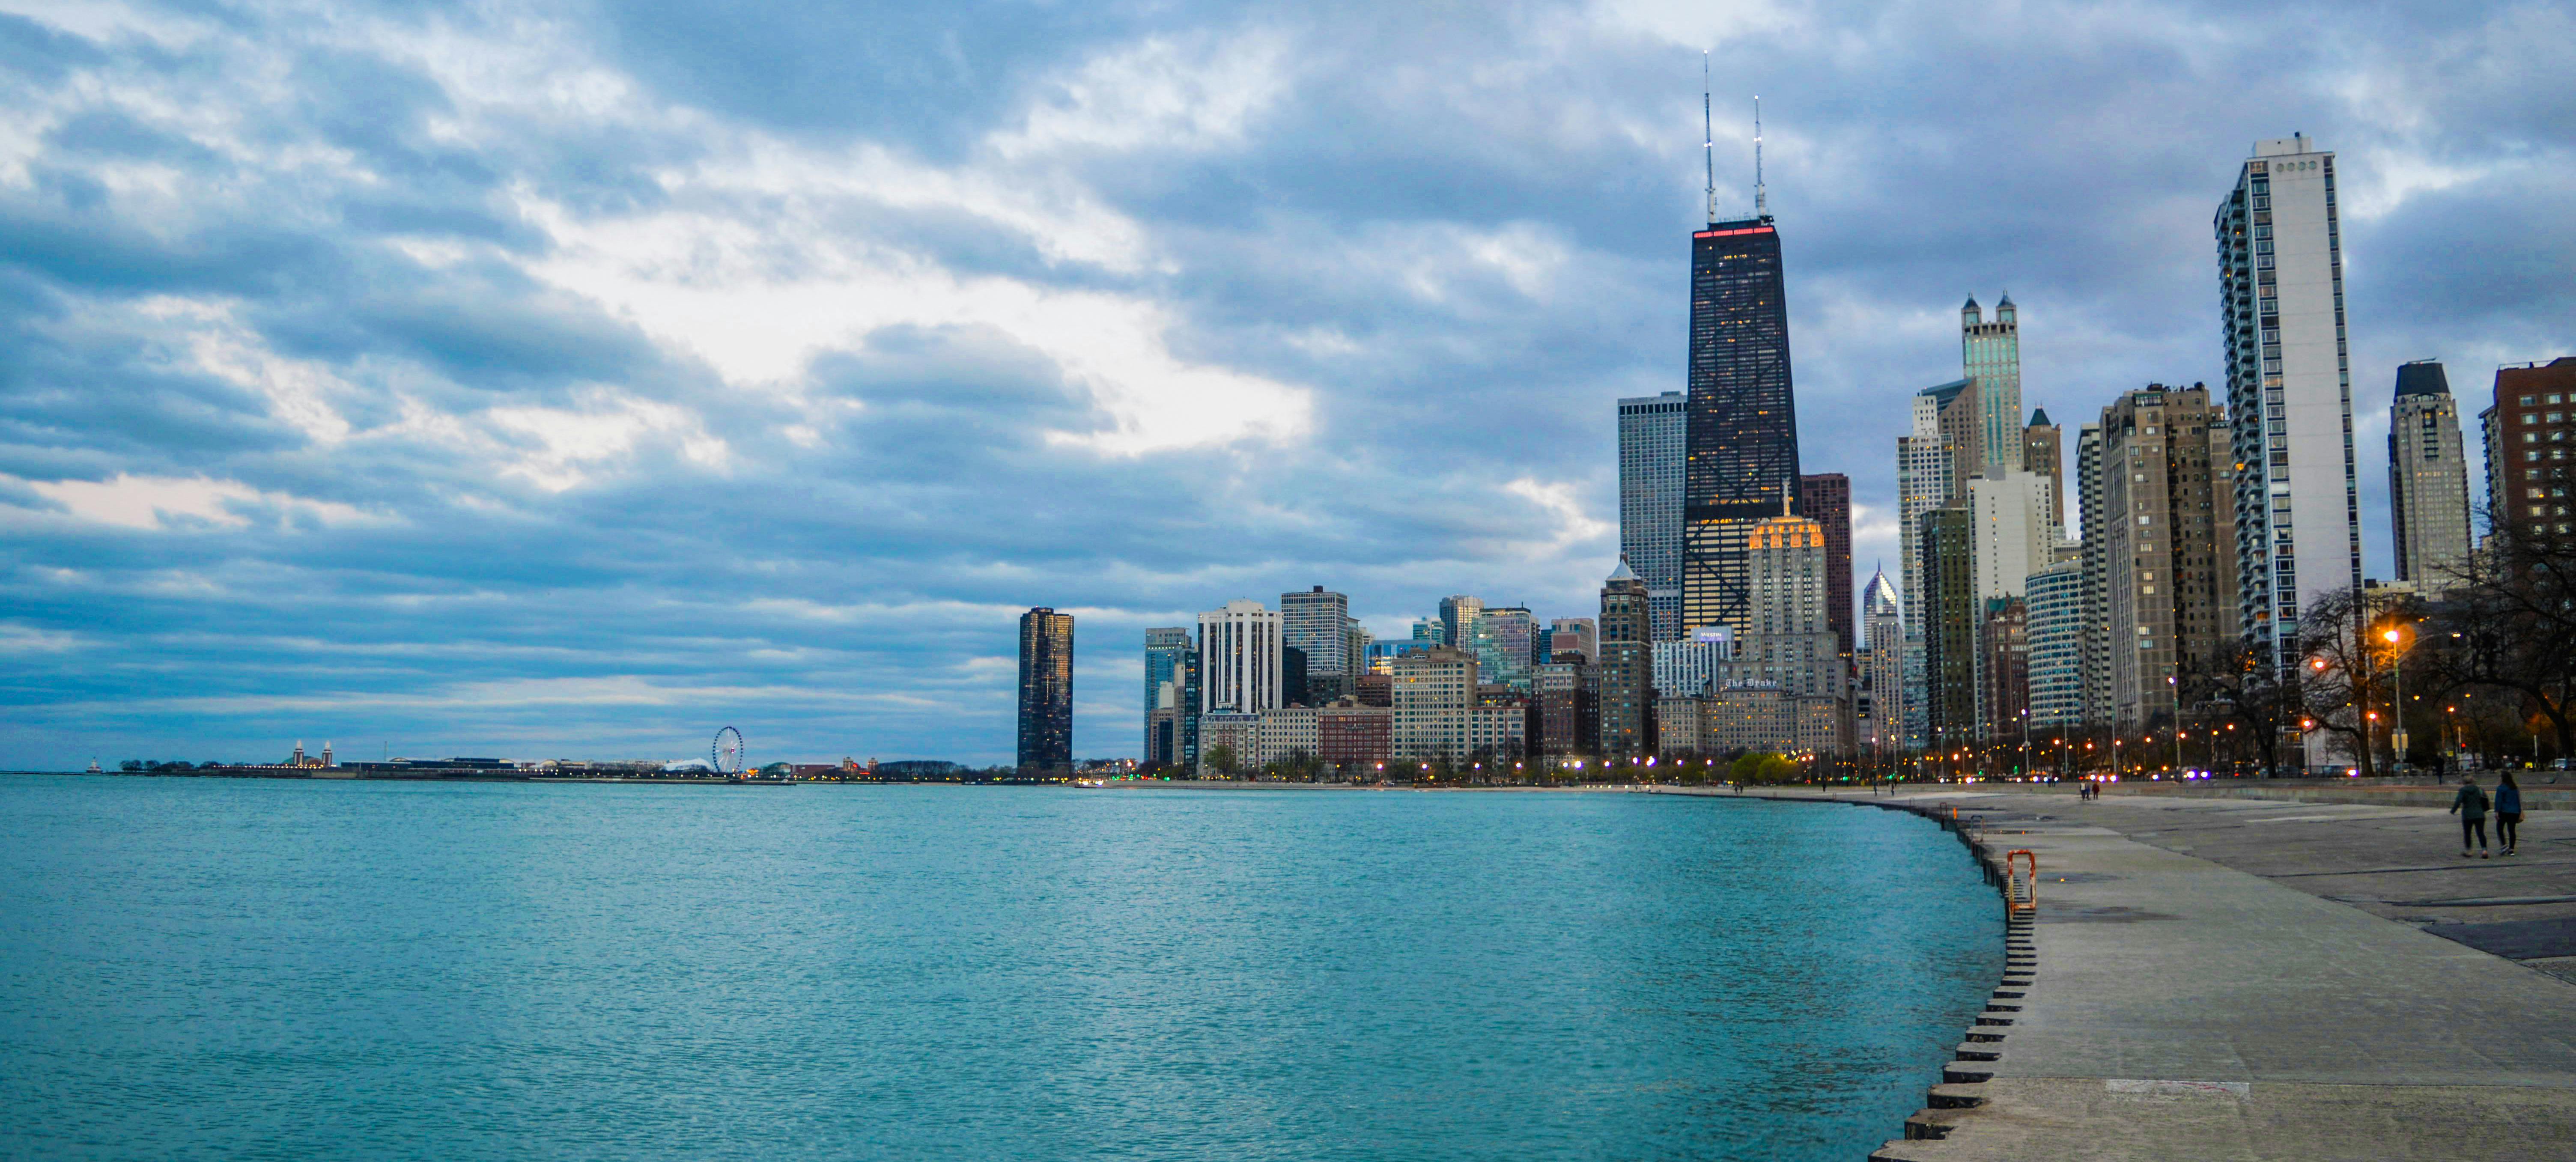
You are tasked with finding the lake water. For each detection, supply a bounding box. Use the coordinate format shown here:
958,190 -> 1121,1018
0,777 -> 2000,1159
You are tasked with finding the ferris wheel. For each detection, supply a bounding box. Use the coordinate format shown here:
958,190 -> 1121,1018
712,727 -> 746,776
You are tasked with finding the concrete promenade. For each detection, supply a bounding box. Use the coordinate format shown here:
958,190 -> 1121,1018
1692,784 -> 2576,1159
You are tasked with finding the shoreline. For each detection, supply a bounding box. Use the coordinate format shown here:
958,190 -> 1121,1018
1709,785 -> 2576,1159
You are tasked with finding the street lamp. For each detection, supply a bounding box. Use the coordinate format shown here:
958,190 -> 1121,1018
2381,624 -> 2412,778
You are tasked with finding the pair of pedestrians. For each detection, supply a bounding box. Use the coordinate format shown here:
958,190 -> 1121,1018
2450,772 -> 2525,858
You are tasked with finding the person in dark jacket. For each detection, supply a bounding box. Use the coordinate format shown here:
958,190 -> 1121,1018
2496,772 -> 2525,856
2451,775 -> 2492,858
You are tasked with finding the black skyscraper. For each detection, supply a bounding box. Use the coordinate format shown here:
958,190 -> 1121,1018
1685,216 -> 1799,522
1680,209 -> 1802,638
1017,608 -> 1073,774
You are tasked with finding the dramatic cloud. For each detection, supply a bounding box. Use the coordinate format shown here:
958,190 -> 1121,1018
1,0 -> 2567,766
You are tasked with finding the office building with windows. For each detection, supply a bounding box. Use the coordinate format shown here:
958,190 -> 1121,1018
2218,134 -> 2362,675
1279,587 -> 1351,699
1198,599 -> 1284,715
1962,295 -> 2023,476
2388,362 -> 2472,590
1619,390 -> 1688,641
2477,358 -> 2576,541
1016,608 -> 1074,773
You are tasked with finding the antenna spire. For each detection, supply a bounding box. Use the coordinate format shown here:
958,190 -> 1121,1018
1753,95 -> 1767,218
1701,54 -> 1715,226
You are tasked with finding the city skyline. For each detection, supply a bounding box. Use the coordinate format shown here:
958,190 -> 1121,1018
1,3 -> 2567,768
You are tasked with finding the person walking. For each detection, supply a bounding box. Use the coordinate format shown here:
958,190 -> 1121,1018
2451,774 -> 2492,858
2496,772 -> 2524,856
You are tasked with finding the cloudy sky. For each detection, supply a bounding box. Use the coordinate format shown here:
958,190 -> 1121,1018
1,0 -> 2568,768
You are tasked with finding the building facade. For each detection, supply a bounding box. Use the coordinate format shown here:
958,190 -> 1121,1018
2477,358 -> 2576,541
2075,422 -> 2112,728
1962,295 -> 2023,476
1199,599 -> 1284,715
1143,626 -> 1196,766
2098,384 -> 2241,730
1798,472 -> 1854,657
1859,568 -> 1903,754
1919,505 -> 1976,751
1619,390 -> 1688,641
2024,409 -> 2065,528
2388,362 -> 2471,590
1597,560 -> 1652,757
2218,134 -> 2363,676
1682,209 -> 1802,653
2024,557 -> 2085,730
1016,607 -> 1074,774
1280,587 -> 1351,699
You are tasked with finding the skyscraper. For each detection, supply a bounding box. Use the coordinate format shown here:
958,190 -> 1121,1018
1143,626 -> 1193,760
2098,384 -> 2240,729
1198,599 -> 1283,715
2388,362 -> 2471,590
1798,472 -> 1853,657
1280,586 -> 1351,697
1918,506 -> 1976,749
1437,595 -> 1483,658
1962,295 -> 2023,476
1896,376 -> 1978,749
2024,557 -> 2084,731
2218,134 -> 2362,675
1682,192 -> 1801,638
1619,390 -> 1688,641
1968,468 -> 2054,733
2074,422 -> 2112,728
1686,220 -> 1801,524
1860,568 -> 1902,755
1596,559 -> 1652,757
1470,605 -> 1536,692
1017,608 -> 1074,774
2023,409 -> 2064,529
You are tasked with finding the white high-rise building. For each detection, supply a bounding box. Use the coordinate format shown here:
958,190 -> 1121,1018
1969,469 -> 2055,605
1963,296 -> 2023,476
2388,361 -> 2471,591
1968,468 -> 2054,733
1198,599 -> 1284,715
2218,134 -> 2363,674
1619,391 -> 1688,641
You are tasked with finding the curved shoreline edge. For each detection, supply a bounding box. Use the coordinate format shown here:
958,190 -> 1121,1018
1682,786 -> 2576,1161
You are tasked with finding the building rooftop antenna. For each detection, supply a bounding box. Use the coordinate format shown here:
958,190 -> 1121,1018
1701,53 -> 1716,226
1753,95 -> 1767,219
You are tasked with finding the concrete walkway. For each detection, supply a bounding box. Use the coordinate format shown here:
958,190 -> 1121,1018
1693,786 -> 2576,1159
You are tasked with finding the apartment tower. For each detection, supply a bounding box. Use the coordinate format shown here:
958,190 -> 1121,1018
2218,134 -> 2362,675
1016,608 -> 1075,774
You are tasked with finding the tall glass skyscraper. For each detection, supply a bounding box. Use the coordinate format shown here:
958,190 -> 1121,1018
1961,296 -> 2022,476
1618,390 -> 1686,641
1682,210 -> 1800,638
2218,134 -> 2362,675
1017,608 -> 1074,774
1685,218 -> 1801,523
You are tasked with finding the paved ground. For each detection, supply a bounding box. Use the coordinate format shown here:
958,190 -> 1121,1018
1702,784 -> 2576,1159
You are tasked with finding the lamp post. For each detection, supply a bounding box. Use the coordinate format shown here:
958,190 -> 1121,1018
2382,624 -> 2412,779
2168,673 -> 2184,775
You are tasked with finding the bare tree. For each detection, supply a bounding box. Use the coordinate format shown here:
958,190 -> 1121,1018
2425,518 -> 2576,763
2182,642 -> 2298,778
2290,586 -> 2422,778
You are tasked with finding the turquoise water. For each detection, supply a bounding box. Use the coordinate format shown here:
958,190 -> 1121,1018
0,778 -> 2000,1159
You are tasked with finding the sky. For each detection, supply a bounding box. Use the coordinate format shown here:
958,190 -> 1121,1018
1,0 -> 2569,769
